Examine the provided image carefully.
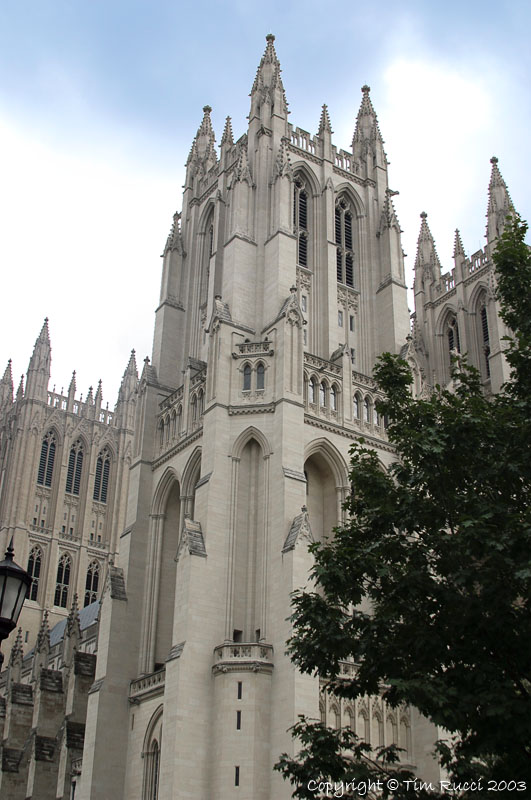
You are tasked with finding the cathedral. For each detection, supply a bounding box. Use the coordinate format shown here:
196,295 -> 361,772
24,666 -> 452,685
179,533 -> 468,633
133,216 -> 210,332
0,34 -> 514,799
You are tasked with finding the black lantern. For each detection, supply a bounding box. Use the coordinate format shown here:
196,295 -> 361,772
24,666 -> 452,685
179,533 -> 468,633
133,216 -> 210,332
0,538 -> 31,669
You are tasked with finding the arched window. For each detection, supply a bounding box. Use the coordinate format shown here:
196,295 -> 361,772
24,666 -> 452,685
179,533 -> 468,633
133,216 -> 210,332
243,364 -> 251,392
144,739 -> 160,800
335,197 -> 355,287
84,560 -> 100,606
447,316 -> 460,354
309,378 -> 317,405
294,176 -> 309,267
27,546 -> 42,602
66,440 -> 84,495
353,393 -> 361,420
198,389 -> 204,417
319,382 -> 327,407
55,553 -> 71,608
320,701 -> 326,725
170,410 -> 177,439
37,431 -> 56,487
330,385 -> 337,412
333,706 -> 341,730
480,303 -> 491,378
177,405 -> 183,435
256,362 -> 265,391
374,712 -> 384,746
93,448 -> 111,503
159,420 -> 164,448
190,395 -> 197,422
358,711 -> 370,742
363,397 -> 372,424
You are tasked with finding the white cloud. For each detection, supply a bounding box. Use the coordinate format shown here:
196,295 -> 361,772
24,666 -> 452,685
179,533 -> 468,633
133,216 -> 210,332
0,115 -> 179,402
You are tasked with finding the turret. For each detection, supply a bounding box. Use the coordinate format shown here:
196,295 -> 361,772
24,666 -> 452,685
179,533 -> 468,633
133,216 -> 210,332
486,156 -> 514,245
25,318 -> 51,402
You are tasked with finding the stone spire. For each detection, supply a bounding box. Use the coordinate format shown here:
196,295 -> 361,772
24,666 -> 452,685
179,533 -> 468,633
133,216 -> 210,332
318,104 -> 333,135
352,85 -> 385,168
62,593 -> 82,667
32,610 -> 50,680
7,627 -> 24,686
221,116 -> 234,147
453,229 -> 465,258
414,212 -> 441,286
0,358 -> 13,409
118,350 -> 138,400
249,34 -> 288,125
164,211 -> 183,256
16,374 -> 24,401
194,105 -> 217,167
25,318 -> 51,401
486,156 -> 514,243
95,379 -> 103,411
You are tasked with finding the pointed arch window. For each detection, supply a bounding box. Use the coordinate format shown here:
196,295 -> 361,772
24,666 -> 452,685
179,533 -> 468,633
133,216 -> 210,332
480,303 -> 491,378
294,176 -> 309,267
55,553 -> 71,608
353,393 -> 361,420
243,364 -> 251,392
335,198 -> 355,287
84,560 -> 100,606
66,440 -> 84,495
319,382 -> 327,407
93,448 -> 111,503
447,316 -> 460,354
27,546 -> 42,602
363,397 -> 372,424
330,385 -> 337,412
37,431 -> 56,487
309,378 -> 317,405
256,362 -> 265,390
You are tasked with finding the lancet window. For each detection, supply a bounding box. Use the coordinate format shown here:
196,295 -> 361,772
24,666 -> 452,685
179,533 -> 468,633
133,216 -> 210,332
27,546 -> 42,602
447,316 -> 460,354
66,439 -> 84,495
335,197 -> 355,287
480,302 -> 491,378
55,553 -> 71,608
84,560 -> 100,606
294,175 -> 309,267
37,431 -> 56,487
93,447 -> 111,503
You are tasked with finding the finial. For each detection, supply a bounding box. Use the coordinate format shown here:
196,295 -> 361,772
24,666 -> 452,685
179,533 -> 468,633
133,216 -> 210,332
131,349 -> 135,356
361,84 -> 370,94
203,105 -> 212,114
490,156 -> 498,164
290,285 -> 297,294
44,317 -> 49,324
420,211 -> 427,219
8,358 -> 11,365
266,33 -> 275,42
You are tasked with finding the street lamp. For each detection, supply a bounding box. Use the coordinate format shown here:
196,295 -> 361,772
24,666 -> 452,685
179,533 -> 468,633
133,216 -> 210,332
0,538 -> 31,669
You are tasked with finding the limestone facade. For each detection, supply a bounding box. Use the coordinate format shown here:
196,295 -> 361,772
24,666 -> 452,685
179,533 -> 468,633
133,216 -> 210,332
0,33 -> 516,800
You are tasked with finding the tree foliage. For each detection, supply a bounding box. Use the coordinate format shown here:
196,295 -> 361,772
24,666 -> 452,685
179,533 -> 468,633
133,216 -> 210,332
276,217 -> 531,797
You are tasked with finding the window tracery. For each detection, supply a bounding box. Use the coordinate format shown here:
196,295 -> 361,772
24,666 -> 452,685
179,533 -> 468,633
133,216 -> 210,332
293,176 -> 309,267
84,560 -> 100,606
55,553 -> 71,608
27,545 -> 42,602
335,197 -> 355,287
93,447 -> 111,503
37,431 -> 56,487
66,439 -> 84,495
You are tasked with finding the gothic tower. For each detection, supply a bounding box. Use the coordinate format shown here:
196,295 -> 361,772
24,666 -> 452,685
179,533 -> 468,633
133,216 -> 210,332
0,324 -> 138,651
78,35 -> 427,800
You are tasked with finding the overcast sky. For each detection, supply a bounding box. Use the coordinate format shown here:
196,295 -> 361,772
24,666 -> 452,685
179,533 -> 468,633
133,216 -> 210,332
1,1 -> 529,402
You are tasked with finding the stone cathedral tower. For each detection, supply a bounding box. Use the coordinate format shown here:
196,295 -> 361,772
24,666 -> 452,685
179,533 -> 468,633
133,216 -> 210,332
78,35 -> 419,800
0,34 -> 519,800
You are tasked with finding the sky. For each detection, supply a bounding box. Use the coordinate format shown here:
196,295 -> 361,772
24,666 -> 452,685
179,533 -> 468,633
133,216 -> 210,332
1,0 -> 529,403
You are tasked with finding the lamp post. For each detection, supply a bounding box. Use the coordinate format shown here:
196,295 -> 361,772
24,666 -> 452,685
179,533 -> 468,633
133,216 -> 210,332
0,538 -> 31,670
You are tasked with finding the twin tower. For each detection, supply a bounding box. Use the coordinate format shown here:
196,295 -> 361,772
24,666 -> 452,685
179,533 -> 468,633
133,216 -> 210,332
0,34 -> 515,800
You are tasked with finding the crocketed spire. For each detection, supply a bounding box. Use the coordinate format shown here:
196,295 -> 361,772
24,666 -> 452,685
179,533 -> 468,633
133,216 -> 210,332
249,34 -> 288,121
0,359 -> 13,408
221,116 -> 234,147
486,156 -> 514,243
453,229 -> 465,258
414,212 -> 441,285
318,104 -> 333,135
25,318 -> 51,401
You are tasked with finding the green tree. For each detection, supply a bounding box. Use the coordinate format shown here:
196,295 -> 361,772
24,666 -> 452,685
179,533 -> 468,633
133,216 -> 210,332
276,216 -> 531,798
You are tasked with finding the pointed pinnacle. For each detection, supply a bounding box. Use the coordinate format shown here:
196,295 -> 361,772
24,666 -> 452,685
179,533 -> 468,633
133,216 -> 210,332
453,229 -> 465,258
16,374 -> 24,399
9,628 -> 23,664
1,359 -> 13,386
263,33 -> 279,65
318,104 -> 333,135
221,116 -> 234,146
